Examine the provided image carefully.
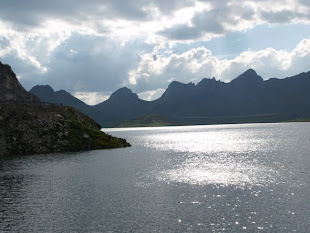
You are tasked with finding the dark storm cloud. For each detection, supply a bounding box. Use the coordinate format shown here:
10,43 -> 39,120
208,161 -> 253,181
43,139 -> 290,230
261,10 -> 309,24
160,11 -> 231,40
151,0 -> 195,14
159,0 -> 310,41
299,0 -> 310,7
160,25 -> 203,40
0,0 -> 154,31
160,4 -> 255,40
0,0 -> 196,31
13,33 -> 152,93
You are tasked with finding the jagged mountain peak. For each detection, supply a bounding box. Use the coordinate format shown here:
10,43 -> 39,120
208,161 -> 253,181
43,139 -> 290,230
231,69 -> 263,89
196,77 -> 220,87
56,89 -> 71,95
168,81 -> 195,88
233,69 -> 263,82
160,81 -> 195,100
110,87 -> 139,100
242,68 -> 257,76
31,85 -> 72,96
30,84 -> 88,108
30,85 -> 55,94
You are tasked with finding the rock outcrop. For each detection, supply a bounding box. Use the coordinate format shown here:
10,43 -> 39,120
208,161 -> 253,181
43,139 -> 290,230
0,61 -> 130,156
0,104 -> 130,156
0,62 -> 40,103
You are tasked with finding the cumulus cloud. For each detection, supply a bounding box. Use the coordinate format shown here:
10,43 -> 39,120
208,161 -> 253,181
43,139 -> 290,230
0,0 -> 196,35
13,34 -> 151,93
0,0 -> 148,29
160,0 -> 310,41
137,88 -> 166,101
160,6 -> 251,40
261,10 -> 309,24
1,0 -> 309,42
73,91 -> 109,105
128,38 -> 310,96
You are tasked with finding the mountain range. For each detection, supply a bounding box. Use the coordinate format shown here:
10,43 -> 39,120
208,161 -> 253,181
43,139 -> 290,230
30,69 -> 310,127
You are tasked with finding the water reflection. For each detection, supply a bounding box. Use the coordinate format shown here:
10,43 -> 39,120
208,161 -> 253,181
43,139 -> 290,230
142,127 -> 272,154
133,125 -> 282,187
157,153 -> 278,186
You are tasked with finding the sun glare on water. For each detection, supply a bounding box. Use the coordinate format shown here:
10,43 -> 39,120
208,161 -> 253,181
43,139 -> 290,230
141,126 -> 280,187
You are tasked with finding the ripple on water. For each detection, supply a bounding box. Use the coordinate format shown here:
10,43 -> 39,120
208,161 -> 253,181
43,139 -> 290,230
134,125 -> 304,188
156,152 -> 280,187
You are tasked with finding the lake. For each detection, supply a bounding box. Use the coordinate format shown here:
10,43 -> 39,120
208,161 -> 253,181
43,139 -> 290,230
0,123 -> 309,232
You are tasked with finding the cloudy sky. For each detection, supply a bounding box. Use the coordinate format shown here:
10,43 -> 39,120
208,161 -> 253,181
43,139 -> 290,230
0,0 -> 310,104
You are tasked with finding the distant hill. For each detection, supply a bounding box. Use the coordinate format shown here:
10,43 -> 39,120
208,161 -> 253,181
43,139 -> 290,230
31,69 -> 310,127
93,87 -> 150,127
30,85 -> 102,124
30,85 -> 89,110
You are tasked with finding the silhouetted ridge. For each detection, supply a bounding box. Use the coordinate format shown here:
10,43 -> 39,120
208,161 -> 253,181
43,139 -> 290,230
161,81 -> 195,100
31,69 -> 310,127
110,87 -> 138,100
30,85 -> 87,107
167,81 -> 195,89
230,69 -> 263,92
30,85 -> 54,94
232,69 -> 263,83
29,85 -> 99,123
196,77 -> 223,90
241,68 -> 257,77
30,85 -> 55,101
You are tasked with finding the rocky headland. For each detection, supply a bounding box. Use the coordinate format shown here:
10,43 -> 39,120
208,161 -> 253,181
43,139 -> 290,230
0,61 -> 130,156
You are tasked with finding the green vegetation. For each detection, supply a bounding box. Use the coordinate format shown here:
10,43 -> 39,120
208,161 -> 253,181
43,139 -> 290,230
0,104 -> 130,156
116,114 -> 183,127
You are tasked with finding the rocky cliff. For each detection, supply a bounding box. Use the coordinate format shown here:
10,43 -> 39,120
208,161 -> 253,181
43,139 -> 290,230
0,62 -> 40,103
0,61 -> 130,156
0,104 -> 130,155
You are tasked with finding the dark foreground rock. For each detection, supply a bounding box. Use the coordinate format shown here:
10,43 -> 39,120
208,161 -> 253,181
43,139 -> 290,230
0,103 -> 130,156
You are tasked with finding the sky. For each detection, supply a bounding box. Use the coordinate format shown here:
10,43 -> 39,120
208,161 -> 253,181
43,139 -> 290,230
0,0 -> 310,105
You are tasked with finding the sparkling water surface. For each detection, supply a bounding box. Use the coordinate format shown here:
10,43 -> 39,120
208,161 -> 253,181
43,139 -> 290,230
0,123 -> 309,232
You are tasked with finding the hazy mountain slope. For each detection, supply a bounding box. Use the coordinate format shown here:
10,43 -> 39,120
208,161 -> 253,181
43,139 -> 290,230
93,87 -> 151,127
30,85 -> 104,125
30,85 -> 89,110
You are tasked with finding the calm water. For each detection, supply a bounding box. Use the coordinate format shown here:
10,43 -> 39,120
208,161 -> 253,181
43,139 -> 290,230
0,123 -> 309,232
